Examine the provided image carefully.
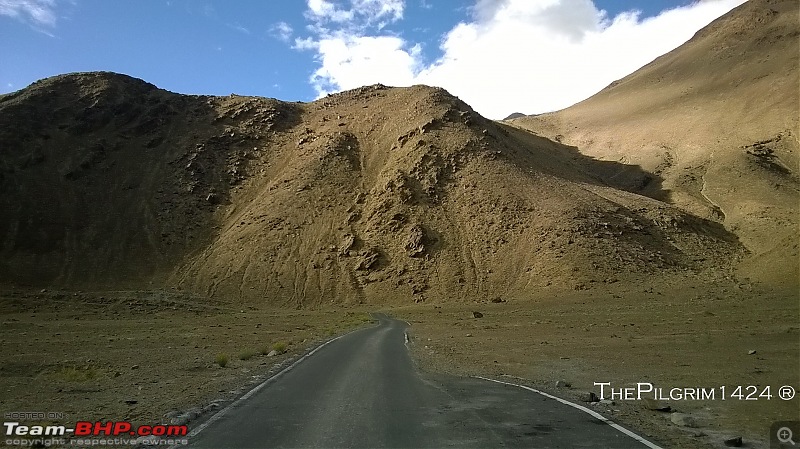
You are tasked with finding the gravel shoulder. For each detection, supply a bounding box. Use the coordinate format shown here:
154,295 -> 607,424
392,275 -> 799,449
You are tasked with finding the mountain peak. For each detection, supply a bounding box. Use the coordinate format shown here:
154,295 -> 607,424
509,0 -> 799,287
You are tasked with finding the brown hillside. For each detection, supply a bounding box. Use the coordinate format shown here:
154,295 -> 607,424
0,72 -> 300,288
510,0 -> 799,286
0,72 -> 742,304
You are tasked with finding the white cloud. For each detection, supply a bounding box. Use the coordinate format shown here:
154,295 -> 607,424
296,0 -> 412,96
309,35 -> 420,96
306,0 -> 354,24
295,0 -> 747,119
352,0 -> 404,24
0,0 -> 58,27
271,21 -> 294,42
305,0 -> 403,32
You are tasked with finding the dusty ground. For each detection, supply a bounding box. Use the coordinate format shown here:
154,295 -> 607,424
0,275 -> 796,449
0,289 -> 372,447
393,273 -> 799,449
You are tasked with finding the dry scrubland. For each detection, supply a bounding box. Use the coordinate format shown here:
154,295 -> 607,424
395,277 -> 799,449
1,278 -> 794,449
0,0 -> 797,448
0,289 -> 372,441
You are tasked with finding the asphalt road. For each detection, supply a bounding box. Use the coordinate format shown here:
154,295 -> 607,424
187,314 -> 658,448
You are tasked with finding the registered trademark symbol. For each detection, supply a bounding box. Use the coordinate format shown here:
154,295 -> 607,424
778,385 -> 796,401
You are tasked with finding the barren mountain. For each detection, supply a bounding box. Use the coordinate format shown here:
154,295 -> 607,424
509,0 -> 799,286
0,72 -> 741,304
1,4 -> 796,446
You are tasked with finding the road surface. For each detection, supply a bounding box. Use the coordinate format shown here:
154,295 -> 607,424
187,314 -> 657,448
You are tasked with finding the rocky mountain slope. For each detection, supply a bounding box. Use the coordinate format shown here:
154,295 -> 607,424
509,0 -> 798,286
0,72 -> 742,304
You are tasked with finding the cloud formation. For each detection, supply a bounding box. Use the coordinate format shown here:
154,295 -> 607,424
306,0 -> 403,31
271,21 -> 294,42
0,0 -> 58,27
295,0 -> 746,119
298,35 -> 421,96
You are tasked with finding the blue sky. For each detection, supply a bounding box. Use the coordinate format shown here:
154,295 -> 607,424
0,0 -> 745,118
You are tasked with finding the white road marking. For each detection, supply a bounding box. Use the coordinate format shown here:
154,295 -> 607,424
169,327 -> 367,449
474,376 -> 663,449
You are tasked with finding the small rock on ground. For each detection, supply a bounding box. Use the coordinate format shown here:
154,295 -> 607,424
642,398 -> 671,412
670,412 -> 697,428
723,436 -> 743,447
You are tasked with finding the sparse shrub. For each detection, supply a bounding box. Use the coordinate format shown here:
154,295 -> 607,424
272,342 -> 287,354
238,349 -> 257,361
215,353 -> 229,367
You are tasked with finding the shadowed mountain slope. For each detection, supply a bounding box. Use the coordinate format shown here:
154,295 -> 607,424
0,72 -> 742,304
509,0 -> 799,286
